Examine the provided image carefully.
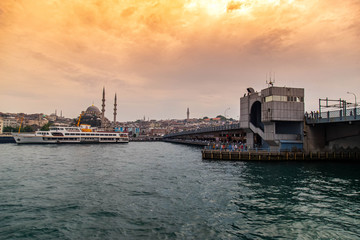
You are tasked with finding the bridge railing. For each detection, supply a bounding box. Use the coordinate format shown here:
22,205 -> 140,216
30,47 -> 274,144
163,123 -> 241,138
306,107 -> 359,124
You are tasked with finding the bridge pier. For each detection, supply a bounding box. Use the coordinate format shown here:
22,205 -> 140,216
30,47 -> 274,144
304,117 -> 360,152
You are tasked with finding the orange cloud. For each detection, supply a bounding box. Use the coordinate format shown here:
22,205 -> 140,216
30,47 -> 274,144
227,1 -> 242,12
0,0 -> 359,120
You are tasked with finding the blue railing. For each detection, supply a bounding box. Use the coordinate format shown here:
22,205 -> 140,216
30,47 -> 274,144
306,107 -> 359,124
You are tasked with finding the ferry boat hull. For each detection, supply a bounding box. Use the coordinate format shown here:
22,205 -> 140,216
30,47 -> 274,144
12,127 -> 129,144
12,134 -> 129,144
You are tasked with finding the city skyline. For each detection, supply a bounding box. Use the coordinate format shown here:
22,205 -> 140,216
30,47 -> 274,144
1,0 -> 359,121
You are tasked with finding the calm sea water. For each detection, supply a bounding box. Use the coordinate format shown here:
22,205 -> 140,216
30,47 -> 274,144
0,142 -> 359,239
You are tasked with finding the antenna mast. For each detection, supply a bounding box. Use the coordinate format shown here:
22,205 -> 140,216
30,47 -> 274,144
266,72 -> 275,87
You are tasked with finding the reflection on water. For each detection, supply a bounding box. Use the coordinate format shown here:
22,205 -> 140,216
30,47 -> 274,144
0,143 -> 359,239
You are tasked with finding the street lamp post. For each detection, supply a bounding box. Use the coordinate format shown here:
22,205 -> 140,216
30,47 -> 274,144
347,91 -> 357,117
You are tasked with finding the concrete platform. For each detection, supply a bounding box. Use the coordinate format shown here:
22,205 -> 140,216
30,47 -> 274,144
202,150 -> 360,161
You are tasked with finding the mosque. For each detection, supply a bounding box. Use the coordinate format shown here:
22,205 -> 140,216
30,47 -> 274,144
77,87 -> 117,129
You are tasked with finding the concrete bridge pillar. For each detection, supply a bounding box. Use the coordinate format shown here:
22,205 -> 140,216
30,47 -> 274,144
247,132 -> 254,149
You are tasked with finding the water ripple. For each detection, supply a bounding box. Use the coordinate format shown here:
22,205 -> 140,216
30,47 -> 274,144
0,143 -> 359,239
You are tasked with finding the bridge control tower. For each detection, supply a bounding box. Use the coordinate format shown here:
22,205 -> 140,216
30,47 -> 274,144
240,86 -> 304,151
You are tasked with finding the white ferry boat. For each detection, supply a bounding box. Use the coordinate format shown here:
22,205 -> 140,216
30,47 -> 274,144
12,126 -> 129,144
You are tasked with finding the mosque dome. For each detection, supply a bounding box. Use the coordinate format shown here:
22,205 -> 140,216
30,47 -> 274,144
85,105 -> 101,115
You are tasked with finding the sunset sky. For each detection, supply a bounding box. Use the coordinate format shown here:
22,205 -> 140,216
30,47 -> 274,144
0,0 -> 359,121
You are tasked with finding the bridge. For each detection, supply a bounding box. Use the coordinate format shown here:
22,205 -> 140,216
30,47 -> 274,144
164,86 -> 360,152
304,106 -> 360,152
306,107 -> 358,124
163,123 -> 246,146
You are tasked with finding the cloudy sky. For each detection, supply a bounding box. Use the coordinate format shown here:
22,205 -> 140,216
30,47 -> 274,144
1,0 -> 359,121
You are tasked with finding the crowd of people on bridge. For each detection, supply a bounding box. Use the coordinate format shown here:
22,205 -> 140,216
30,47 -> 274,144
305,111 -> 320,119
205,141 -> 248,152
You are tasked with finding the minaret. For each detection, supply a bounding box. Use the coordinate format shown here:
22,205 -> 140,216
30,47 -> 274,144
113,93 -> 117,126
101,87 -> 105,128
187,107 -> 190,121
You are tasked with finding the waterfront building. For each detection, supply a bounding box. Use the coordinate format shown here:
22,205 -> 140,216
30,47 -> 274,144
26,118 -> 49,127
150,128 -> 167,137
79,105 -> 102,127
240,86 -> 304,151
78,88 -> 118,129
47,113 -> 57,122
0,118 -> 3,134
3,117 -> 19,128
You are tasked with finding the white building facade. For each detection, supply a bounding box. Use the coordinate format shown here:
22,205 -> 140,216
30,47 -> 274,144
0,118 -> 3,134
3,117 -> 19,128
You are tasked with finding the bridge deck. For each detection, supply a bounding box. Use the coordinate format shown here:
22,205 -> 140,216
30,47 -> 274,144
164,123 -> 242,138
306,107 -> 359,124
